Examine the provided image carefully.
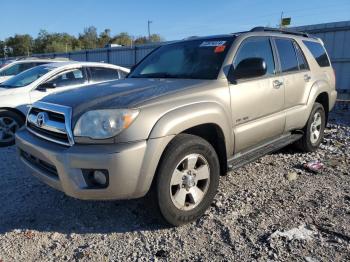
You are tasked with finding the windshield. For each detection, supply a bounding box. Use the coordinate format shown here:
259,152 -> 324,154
129,37 -> 234,80
0,65 -> 53,88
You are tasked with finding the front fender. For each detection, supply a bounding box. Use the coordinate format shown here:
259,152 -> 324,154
149,102 -> 233,155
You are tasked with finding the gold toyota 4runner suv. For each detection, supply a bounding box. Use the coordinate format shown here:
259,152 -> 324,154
16,27 -> 337,226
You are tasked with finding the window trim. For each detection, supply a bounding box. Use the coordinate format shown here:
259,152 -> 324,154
230,36 -> 277,84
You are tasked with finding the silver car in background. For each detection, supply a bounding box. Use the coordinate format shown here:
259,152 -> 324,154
0,57 -> 69,84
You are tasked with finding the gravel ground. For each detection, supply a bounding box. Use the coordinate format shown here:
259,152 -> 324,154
0,103 -> 349,261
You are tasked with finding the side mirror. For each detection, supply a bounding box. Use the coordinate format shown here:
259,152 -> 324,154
229,58 -> 267,81
37,82 -> 57,91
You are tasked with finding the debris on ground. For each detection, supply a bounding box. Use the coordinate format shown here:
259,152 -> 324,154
270,224 -> 316,241
303,160 -> 325,173
286,171 -> 298,181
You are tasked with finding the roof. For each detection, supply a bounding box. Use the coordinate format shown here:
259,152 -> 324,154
43,61 -> 127,69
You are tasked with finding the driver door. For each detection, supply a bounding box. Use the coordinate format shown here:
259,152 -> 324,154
229,36 -> 285,152
30,68 -> 88,103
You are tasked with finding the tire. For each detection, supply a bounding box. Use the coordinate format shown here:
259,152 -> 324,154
0,110 -> 24,147
154,134 -> 220,226
295,102 -> 326,152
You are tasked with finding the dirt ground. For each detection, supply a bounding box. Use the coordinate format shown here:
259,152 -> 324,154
0,103 -> 349,261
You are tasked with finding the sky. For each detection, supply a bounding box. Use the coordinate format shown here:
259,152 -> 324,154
0,0 -> 349,41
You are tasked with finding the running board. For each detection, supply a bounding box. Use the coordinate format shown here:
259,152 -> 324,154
227,133 -> 303,171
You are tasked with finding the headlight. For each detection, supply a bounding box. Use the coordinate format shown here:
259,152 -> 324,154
73,109 -> 139,139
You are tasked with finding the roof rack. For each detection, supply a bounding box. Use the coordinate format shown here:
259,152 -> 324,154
250,27 -> 309,37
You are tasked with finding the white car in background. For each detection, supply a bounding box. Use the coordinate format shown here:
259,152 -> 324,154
0,57 -> 69,84
0,61 -> 129,146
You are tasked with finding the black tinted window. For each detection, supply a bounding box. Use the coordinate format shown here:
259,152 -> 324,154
303,40 -> 330,67
90,67 -> 120,82
275,38 -> 299,73
234,37 -> 275,76
294,43 -> 308,70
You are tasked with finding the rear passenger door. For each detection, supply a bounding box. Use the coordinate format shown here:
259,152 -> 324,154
229,36 -> 285,152
273,37 -> 311,109
88,67 -> 121,83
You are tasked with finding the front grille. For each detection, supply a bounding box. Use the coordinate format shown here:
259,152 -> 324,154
27,122 -> 70,144
21,150 -> 58,178
26,102 -> 74,146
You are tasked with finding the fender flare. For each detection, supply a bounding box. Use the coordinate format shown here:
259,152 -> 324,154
148,102 -> 233,155
306,80 -> 330,109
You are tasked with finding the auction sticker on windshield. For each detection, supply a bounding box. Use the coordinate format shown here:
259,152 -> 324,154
200,41 -> 226,47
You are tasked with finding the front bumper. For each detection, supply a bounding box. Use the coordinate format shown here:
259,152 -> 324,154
16,129 -> 155,200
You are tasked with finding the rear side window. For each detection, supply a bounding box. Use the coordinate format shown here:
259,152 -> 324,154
294,43 -> 309,70
89,67 -> 120,82
303,40 -> 330,67
234,37 -> 275,76
275,38 -> 299,73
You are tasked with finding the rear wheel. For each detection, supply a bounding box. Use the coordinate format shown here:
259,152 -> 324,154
295,102 -> 326,152
0,110 -> 24,147
155,134 -> 220,226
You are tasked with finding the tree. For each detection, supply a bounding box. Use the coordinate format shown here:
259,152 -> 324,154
110,32 -> 133,46
0,27 -> 165,57
98,29 -> 112,48
0,40 -> 5,58
79,26 -> 98,49
5,34 -> 33,57
34,30 -> 80,53
134,34 -> 163,45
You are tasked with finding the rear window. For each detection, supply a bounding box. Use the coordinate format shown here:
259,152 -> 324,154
303,40 -> 330,67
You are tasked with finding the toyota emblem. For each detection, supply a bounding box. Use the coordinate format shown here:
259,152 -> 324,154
36,112 -> 48,127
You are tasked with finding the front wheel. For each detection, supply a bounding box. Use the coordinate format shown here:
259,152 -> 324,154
0,110 -> 24,147
295,102 -> 326,152
155,134 -> 220,226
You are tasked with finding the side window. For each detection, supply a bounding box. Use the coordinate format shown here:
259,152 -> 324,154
303,40 -> 330,67
294,43 -> 309,70
234,37 -> 275,76
1,64 -> 20,76
47,68 -> 86,88
89,67 -> 120,82
275,38 -> 299,73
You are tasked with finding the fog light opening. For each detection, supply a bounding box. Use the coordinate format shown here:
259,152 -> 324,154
93,170 -> 107,186
83,169 -> 109,189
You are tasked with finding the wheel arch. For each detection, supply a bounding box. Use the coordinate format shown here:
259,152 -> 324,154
0,107 -> 26,122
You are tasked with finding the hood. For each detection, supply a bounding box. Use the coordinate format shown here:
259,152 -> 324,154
41,78 -> 207,119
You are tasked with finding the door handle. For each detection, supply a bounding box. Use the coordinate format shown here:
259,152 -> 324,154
304,74 -> 311,82
273,80 -> 283,89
